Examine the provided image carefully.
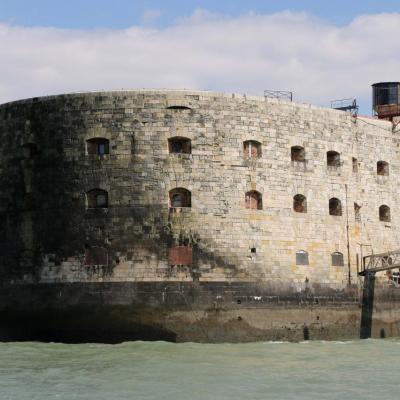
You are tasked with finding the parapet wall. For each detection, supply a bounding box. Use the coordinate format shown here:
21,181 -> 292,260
0,90 -> 398,293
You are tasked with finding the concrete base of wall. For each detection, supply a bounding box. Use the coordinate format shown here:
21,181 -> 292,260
0,282 -> 399,343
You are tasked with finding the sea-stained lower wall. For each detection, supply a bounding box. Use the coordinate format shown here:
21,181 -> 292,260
0,90 -> 399,294
0,281 -> 399,342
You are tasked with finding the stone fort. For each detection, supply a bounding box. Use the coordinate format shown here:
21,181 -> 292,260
1,87 -> 400,342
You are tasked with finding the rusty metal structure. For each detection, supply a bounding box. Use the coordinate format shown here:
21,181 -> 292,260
372,82 -> 400,120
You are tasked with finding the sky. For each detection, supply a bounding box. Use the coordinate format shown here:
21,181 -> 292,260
1,0 -> 400,114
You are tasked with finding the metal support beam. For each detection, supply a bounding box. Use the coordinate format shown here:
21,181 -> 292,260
360,271 -> 375,339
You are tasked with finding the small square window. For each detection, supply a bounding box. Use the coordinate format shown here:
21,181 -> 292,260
168,246 -> 193,265
168,137 -> 191,154
87,138 -> 109,155
171,141 -> 183,153
332,252 -> 344,266
296,250 -> 309,265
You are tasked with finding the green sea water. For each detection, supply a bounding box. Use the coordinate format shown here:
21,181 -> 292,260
0,339 -> 399,400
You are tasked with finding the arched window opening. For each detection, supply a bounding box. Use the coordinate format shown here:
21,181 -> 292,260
329,198 -> 342,216
87,138 -> 109,155
377,161 -> 389,176
243,140 -> 261,158
168,137 -> 191,154
293,194 -> 307,213
291,146 -> 305,162
354,202 -> 361,223
87,189 -> 108,209
352,157 -> 358,173
332,252 -> 344,267
21,143 -> 38,159
296,250 -> 309,265
379,205 -> 391,222
169,188 -> 191,208
327,151 -> 340,167
245,191 -> 262,210
23,193 -> 34,210
166,105 -> 191,110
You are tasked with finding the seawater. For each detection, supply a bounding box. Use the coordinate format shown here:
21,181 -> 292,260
0,339 -> 399,400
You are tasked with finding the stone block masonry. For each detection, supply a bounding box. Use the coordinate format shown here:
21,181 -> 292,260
0,90 -> 398,294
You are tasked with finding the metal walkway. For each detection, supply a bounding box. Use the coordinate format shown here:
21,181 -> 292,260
359,249 -> 400,276
358,249 -> 400,338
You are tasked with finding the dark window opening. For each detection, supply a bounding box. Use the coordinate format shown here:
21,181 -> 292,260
0,222 -> 5,242
296,250 -> 309,265
352,157 -> 358,173
354,203 -> 361,223
303,326 -> 310,340
243,140 -> 261,158
251,247 -> 256,253
379,205 -> 391,222
332,252 -> 344,266
84,246 -> 108,266
168,137 -> 191,154
327,151 -> 340,167
87,138 -> 109,155
21,143 -> 38,159
329,198 -> 342,216
245,191 -> 262,210
168,246 -> 193,265
291,146 -> 305,162
23,193 -> 34,210
87,189 -> 108,209
166,105 -> 191,110
377,161 -> 389,176
172,141 -> 182,153
293,194 -> 307,213
169,188 -> 191,208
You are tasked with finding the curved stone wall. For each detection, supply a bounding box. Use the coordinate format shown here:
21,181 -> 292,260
0,90 -> 398,294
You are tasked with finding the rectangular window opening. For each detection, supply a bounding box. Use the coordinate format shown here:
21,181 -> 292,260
168,246 -> 193,266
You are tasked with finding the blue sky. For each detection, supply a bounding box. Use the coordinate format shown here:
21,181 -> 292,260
0,1 -> 400,114
1,0 -> 400,28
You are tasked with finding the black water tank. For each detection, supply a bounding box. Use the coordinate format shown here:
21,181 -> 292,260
372,82 -> 400,113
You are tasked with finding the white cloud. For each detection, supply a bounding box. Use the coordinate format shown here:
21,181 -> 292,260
0,11 -> 399,112
140,9 -> 163,26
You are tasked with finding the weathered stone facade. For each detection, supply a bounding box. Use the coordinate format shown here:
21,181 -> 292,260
0,90 -> 399,342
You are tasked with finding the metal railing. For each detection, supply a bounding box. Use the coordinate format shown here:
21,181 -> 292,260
360,249 -> 400,276
331,98 -> 358,114
264,90 -> 292,102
